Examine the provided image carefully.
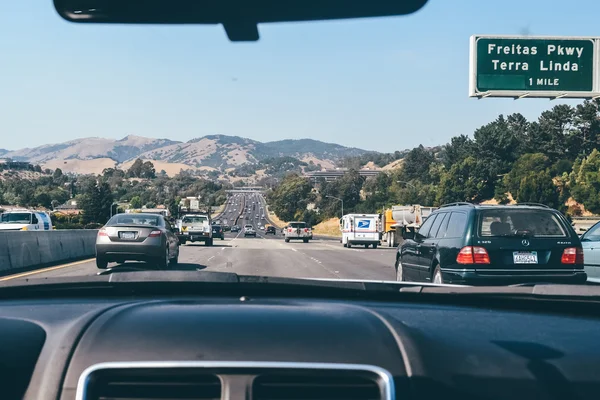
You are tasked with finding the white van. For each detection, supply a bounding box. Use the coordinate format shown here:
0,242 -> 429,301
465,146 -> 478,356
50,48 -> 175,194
340,213 -> 381,249
0,209 -> 53,231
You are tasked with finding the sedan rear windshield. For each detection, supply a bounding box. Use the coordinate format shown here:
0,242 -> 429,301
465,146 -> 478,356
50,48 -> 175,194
110,215 -> 160,226
478,209 -> 566,238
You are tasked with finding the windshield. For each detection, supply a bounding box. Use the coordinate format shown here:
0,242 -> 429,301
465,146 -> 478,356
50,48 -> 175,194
0,1 -> 596,289
0,213 -> 31,224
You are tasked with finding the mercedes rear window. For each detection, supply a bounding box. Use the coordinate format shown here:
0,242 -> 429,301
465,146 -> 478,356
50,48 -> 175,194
478,209 -> 567,238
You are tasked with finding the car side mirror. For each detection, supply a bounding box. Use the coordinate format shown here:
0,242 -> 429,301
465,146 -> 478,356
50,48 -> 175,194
402,229 -> 415,241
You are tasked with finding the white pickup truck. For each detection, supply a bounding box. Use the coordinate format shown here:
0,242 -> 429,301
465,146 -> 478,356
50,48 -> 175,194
177,214 -> 213,246
284,221 -> 312,243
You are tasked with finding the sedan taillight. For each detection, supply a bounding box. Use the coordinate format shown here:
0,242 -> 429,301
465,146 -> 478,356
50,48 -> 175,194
561,247 -> 584,264
98,229 -> 108,237
148,230 -> 162,237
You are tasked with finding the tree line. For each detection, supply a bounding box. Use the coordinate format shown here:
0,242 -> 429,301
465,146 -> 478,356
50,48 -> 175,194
268,99 -> 600,226
0,159 -> 228,228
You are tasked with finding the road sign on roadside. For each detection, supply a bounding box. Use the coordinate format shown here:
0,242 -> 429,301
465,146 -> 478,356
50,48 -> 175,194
469,35 -> 600,99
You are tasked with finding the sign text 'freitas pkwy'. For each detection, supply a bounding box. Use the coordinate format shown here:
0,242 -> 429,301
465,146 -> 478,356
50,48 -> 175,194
469,35 -> 600,99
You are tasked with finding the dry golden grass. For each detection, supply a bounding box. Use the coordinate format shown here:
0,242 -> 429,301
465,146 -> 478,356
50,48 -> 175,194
312,217 -> 342,237
265,206 -> 287,228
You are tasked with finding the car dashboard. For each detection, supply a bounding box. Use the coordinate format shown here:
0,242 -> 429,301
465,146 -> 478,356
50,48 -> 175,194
2,282 -> 600,400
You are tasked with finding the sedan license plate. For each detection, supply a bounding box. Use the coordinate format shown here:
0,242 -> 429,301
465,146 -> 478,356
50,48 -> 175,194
119,231 -> 136,239
513,251 -> 538,264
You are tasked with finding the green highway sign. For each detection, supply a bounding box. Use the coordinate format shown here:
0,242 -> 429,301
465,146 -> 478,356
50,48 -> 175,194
469,35 -> 600,99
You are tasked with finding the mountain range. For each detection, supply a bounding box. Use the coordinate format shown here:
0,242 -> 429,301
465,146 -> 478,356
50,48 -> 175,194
0,135 -> 371,179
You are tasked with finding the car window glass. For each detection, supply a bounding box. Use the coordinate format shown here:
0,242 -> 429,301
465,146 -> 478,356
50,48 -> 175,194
182,216 -> 208,224
445,213 -> 468,238
111,214 -> 159,226
434,213 -> 450,238
583,222 -> 600,241
0,213 -> 31,224
290,222 -> 306,228
417,214 -> 437,238
428,213 -> 446,239
31,214 -> 38,224
478,210 -> 566,237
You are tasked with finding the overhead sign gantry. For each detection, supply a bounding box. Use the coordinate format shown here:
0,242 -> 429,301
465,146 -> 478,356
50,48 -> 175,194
469,35 -> 600,99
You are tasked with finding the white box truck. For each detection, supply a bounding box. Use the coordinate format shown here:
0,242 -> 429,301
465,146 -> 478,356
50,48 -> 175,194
340,214 -> 381,249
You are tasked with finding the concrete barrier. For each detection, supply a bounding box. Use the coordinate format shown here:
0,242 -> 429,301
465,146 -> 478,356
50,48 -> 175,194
0,230 -> 98,273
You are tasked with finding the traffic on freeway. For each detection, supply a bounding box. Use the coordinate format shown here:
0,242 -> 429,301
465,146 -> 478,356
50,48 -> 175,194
3,3 -> 600,400
4,192 -> 395,282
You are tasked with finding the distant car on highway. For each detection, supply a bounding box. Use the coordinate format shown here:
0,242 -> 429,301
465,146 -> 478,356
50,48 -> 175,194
284,221 -> 312,243
231,225 -> 240,233
212,225 -> 225,240
265,226 -> 276,235
244,224 -> 257,237
95,213 -> 180,270
396,203 -> 587,285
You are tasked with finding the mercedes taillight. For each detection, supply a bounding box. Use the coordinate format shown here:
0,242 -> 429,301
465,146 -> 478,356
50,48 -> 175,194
456,246 -> 490,264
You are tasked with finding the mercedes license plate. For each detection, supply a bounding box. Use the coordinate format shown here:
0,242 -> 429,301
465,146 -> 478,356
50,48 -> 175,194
120,231 -> 135,239
513,251 -> 538,264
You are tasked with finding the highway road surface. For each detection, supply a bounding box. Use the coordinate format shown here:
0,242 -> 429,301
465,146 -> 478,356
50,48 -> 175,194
1,192 -> 397,282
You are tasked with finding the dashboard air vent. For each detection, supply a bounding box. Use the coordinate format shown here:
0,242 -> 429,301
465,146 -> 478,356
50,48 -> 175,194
253,374 -> 382,400
86,370 -> 221,400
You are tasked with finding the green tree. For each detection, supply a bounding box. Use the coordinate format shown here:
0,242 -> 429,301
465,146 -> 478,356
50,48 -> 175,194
441,134 -> 475,169
126,159 -> 144,178
398,145 -> 437,184
52,168 -> 65,184
436,157 -> 490,204
268,173 -> 313,221
527,105 -> 574,161
141,161 -> 156,179
570,149 -> 600,214
129,196 -> 142,209
515,170 -> 560,209
80,181 -> 114,224
501,153 -> 550,199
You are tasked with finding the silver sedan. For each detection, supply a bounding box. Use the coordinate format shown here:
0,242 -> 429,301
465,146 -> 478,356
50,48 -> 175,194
95,213 -> 180,269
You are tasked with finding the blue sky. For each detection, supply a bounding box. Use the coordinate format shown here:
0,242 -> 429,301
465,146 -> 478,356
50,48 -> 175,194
1,1 -> 599,152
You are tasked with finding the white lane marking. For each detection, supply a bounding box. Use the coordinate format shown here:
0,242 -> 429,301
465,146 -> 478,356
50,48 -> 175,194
291,248 -> 298,252
323,243 -> 364,252
207,256 -> 216,262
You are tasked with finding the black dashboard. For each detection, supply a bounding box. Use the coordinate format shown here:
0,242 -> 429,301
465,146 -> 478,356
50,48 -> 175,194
2,280 -> 600,400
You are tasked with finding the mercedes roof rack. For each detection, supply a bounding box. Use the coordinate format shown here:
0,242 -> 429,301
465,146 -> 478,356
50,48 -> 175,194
439,202 -> 474,208
514,202 -> 551,208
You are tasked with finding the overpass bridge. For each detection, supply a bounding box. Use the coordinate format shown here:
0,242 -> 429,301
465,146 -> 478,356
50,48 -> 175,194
226,186 -> 265,193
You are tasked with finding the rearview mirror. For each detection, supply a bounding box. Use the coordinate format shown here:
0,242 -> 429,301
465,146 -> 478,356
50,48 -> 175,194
54,0 -> 429,41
